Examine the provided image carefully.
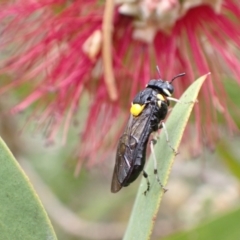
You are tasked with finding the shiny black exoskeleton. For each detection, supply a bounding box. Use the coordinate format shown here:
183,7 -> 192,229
111,73 -> 185,193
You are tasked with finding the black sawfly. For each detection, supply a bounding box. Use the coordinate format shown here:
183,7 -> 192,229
111,67 -> 186,194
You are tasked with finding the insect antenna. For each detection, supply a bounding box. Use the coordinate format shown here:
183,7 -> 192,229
170,73 -> 186,84
156,66 -> 162,78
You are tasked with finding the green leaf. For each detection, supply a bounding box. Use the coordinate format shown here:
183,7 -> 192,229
0,138 -> 57,240
161,207 -> 240,240
123,74 -> 210,240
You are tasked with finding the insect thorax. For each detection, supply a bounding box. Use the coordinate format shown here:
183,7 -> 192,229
132,88 -> 169,131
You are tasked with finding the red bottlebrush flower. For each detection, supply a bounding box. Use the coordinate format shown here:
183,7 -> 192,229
0,0 -> 239,171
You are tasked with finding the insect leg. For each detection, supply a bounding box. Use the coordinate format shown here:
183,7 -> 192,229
150,138 -> 167,193
143,170 -> 150,195
167,97 -> 197,104
161,122 -> 178,155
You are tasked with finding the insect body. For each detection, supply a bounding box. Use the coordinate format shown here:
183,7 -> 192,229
111,72 -> 185,193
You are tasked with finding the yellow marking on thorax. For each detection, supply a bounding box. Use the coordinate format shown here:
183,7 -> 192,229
130,103 -> 145,116
157,94 -> 165,101
157,94 -> 166,108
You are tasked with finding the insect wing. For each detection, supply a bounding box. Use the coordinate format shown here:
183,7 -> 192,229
111,106 -> 153,192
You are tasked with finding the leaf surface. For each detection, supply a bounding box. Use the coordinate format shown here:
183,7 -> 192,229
124,74 -> 210,240
0,138 -> 57,240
